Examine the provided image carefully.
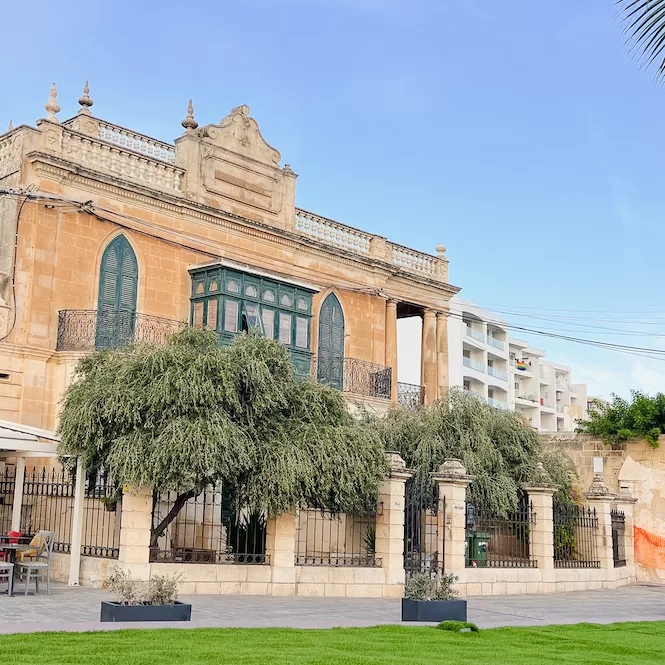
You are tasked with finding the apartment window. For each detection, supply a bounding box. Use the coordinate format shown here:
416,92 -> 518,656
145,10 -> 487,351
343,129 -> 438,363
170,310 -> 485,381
463,380 -> 471,391
189,266 -> 315,370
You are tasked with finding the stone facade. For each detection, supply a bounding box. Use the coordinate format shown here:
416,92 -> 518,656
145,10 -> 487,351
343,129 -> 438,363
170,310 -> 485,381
0,86 -> 459,430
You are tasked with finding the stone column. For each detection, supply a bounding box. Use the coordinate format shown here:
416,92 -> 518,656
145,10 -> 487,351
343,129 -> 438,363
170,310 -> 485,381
118,485 -> 153,581
524,484 -> 555,578
421,310 -> 437,406
11,456 -> 26,532
68,460 -> 86,586
375,452 -> 413,597
385,300 -> 398,402
585,474 -> 615,573
436,311 -> 448,399
434,459 -> 473,578
266,513 -> 297,595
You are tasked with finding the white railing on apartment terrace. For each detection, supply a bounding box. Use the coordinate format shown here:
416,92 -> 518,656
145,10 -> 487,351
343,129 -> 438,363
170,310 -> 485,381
463,357 -> 485,373
487,335 -> 505,350
488,397 -> 508,410
556,406 -> 564,414
516,393 -> 539,403
488,366 -> 508,381
62,129 -> 184,194
465,326 -> 485,342
295,209 -> 372,255
97,121 -> 176,163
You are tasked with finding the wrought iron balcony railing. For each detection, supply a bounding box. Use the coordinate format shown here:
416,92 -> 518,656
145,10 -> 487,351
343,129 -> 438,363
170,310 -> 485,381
56,310 -> 186,352
397,382 -> 424,410
311,356 -> 392,400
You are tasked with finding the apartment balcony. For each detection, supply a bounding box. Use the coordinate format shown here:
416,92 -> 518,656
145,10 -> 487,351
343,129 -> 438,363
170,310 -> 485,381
465,326 -> 485,343
488,397 -> 509,410
556,406 -> 564,414
487,335 -> 505,351
397,382 -> 424,410
515,393 -> 539,406
463,357 -> 485,373
487,366 -> 508,382
56,310 -> 392,400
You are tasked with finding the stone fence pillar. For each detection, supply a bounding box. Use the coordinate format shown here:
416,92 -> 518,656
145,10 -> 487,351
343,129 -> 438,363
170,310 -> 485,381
118,484 -> 153,581
375,452 -> 413,597
434,459 -> 473,577
524,484 -> 555,574
585,474 -> 615,572
265,513 -> 297,595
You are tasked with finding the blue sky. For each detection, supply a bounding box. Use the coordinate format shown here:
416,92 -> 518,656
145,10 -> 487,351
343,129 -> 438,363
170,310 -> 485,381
2,0 -> 664,399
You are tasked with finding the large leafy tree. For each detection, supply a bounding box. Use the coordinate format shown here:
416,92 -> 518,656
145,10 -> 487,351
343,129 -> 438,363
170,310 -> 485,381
372,390 -> 575,514
58,329 -> 386,544
618,0 -> 665,80
580,390 -> 665,448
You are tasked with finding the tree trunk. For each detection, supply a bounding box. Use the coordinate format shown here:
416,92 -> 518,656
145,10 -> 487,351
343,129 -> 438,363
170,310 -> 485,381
149,489 -> 198,548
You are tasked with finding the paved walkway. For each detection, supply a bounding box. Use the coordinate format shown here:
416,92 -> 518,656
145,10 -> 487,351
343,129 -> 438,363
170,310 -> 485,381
0,583 -> 664,634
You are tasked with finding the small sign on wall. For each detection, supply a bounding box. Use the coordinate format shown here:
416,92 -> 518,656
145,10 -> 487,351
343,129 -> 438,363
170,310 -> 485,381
593,457 -> 604,474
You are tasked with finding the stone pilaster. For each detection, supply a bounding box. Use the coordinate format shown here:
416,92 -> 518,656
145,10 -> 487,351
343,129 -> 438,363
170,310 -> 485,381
434,459 -> 473,577
375,452 -> 412,596
384,300 -> 398,402
524,485 -> 555,573
266,512 -> 297,594
585,474 -> 615,573
436,312 -> 448,399
421,310 -> 437,406
118,485 -> 153,580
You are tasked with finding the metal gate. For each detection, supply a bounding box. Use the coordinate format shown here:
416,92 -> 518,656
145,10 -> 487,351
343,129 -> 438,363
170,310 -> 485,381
403,474 -> 445,581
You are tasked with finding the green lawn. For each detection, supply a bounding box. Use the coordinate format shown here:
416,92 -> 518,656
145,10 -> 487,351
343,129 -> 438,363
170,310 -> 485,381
0,623 -> 664,665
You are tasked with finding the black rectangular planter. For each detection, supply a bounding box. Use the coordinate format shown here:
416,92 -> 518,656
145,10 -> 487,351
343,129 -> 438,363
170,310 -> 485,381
100,601 -> 192,622
401,598 -> 467,622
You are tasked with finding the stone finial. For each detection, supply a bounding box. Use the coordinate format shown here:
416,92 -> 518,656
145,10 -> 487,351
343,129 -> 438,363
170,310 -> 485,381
435,244 -> 447,258
181,99 -> 198,131
587,473 -> 610,497
438,458 -> 467,477
530,461 -> 553,487
7,120 -> 12,132
78,81 -> 94,116
282,163 -> 295,176
385,451 -> 406,471
43,83 -> 61,123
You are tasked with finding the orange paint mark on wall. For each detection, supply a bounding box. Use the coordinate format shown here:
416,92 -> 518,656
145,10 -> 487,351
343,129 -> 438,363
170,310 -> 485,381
634,526 -> 665,570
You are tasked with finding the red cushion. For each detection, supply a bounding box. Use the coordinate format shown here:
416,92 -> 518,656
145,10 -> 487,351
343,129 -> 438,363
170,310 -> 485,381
7,530 -> 21,544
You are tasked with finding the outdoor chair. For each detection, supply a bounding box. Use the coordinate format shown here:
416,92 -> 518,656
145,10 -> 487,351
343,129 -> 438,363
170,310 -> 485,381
0,531 -> 21,562
16,530 -> 54,595
16,531 -> 48,563
0,562 -> 13,596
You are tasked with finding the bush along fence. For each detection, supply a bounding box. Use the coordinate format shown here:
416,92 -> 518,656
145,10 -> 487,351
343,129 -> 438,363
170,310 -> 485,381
3,456 -> 638,596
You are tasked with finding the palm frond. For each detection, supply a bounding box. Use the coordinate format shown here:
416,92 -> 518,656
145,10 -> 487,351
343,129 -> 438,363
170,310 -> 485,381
618,0 -> 665,80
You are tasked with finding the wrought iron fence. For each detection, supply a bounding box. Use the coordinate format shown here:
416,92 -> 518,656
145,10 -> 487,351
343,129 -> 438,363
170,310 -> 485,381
398,382 -> 424,410
151,487 -> 268,564
0,467 -> 16,535
403,475 -> 445,581
82,469 -> 121,559
553,503 -> 599,568
465,501 -> 537,568
56,309 -> 185,351
295,507 -> 381,567
22,468 -> 75,553
311,356 -> 392,399
611,509 -> 626,568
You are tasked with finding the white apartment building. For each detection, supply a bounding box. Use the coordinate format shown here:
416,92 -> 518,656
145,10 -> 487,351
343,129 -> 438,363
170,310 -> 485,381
447,299 -> 587,432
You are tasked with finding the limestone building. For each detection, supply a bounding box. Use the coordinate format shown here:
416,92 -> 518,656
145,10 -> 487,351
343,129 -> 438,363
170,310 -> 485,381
0,84 -> 459,431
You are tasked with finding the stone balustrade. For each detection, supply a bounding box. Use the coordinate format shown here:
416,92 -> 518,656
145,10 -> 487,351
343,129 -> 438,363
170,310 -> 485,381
96,121 -> 176,163
294,208 -> 373,255
62,128 -> 184,194
389,241 -> 445,281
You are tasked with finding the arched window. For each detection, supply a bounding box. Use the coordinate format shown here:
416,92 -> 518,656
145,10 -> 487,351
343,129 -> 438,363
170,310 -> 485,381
317,293 -> 344,390
96,235 -> 138,348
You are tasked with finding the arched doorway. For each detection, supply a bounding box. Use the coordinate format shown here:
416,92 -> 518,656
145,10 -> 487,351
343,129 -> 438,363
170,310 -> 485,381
317,293 -> 344,390
96,235 -> 138,348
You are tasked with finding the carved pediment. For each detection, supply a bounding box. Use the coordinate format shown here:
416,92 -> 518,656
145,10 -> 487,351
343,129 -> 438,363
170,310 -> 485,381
199,105 -> 280,166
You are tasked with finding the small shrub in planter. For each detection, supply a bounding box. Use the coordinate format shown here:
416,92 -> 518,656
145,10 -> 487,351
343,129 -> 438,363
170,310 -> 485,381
401,573 -> 467,623
100,566 -> 191,622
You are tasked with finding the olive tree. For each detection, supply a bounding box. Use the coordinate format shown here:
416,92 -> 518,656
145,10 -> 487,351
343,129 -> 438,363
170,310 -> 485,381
58,329 -> 386,545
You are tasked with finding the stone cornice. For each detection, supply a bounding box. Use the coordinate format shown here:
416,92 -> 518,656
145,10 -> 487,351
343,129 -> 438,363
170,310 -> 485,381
26,152 -> 460,303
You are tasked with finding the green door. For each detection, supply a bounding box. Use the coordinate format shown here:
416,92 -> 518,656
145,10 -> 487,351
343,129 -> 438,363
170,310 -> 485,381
96,235 -> 138,349
317,293 -> 344,390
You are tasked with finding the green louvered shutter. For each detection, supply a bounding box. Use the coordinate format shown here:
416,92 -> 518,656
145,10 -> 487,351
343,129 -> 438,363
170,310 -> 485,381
96,236 -> 138,349
317,294 -> 344,390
